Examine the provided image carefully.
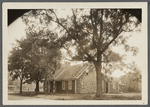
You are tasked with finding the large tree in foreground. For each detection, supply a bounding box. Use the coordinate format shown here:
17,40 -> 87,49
22,9 -> 141,96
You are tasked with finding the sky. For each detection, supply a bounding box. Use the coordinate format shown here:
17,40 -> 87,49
8,14 -> 146,78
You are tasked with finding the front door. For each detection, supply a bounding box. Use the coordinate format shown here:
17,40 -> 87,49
50,82 -> 53,93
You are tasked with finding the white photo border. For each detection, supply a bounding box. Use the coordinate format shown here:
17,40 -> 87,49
3,2 -> 148,105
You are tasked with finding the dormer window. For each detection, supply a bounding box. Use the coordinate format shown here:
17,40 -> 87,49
86,69 -> 89,75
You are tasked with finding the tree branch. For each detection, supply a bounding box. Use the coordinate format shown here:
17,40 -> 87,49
102,53 -> 109,63
46,9 -> 96,63
101,17 -> 130,53
62,45 -> 73,58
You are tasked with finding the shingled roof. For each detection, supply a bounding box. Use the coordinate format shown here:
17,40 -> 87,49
47,64 -> 90,81
55,64 -> 89,81
47,63 -> 110,81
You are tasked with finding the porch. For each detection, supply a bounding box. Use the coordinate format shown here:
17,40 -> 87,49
44,80 -> 75,94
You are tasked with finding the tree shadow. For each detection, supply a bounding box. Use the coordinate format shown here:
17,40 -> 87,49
8,91 -> 45,97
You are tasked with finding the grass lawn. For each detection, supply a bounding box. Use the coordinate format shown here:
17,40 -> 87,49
8,91 -> 142,100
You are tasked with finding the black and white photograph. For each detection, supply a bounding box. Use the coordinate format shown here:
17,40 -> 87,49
3,2 -> 148,105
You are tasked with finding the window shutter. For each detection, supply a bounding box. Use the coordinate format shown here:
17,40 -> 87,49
62,81 -> 65,90
68,81 -> 72,90
48,81 -> 50,93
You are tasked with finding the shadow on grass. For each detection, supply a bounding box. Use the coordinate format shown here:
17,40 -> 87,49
8,91 -> 45,97
93,94 -> 142,100
8,92 -> 142,100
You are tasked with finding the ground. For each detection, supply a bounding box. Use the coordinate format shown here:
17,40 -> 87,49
8,91 -> 142,100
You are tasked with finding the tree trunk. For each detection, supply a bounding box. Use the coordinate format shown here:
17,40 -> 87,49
95,62 -> 103,97
35,80 -> 39,94
94,52 -> 103,97
20,79 -> 23,94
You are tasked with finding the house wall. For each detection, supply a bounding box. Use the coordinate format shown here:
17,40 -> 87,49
121,76 -> 130,85
56,80 -> 75,93
76,67 -> 112,94
138,81 -> 142,92
44,81 -> 53,93
76,68 -> 96,94
108,82 -> 119,93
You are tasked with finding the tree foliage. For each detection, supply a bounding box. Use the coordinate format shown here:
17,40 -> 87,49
127,61 -> 142,80
8,27 -> 62,93
23,31 -> 62,84
8,43 -> 30,93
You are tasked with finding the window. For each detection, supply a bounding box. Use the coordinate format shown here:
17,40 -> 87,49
62,81 -> 65,90
68,81 -> 72,90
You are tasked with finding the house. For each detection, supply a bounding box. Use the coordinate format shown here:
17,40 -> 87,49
44,63 -> 111,94
118,72 -> 142,93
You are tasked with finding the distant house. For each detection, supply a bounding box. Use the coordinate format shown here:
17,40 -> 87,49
44,63 -> 111,94
8,72 -> 44,92
118,72 -> 142,93
8,85 -> 15,92
8,72 -> 16,92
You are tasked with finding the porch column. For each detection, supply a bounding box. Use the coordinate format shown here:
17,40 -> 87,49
108,82 -> 110,93
117,83 -> 119,93
75,79 -> 77,94
53,81 -> 56,93
102,80 -> 104,93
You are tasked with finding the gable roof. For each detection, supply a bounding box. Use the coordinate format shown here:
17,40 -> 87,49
112,75 -> 125,83
113,72 -> 142,83
54,64 -> 88,81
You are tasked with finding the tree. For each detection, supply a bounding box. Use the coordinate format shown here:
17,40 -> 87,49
19,29 -> 62,93
8,29 -> 62,94
8,45 -> 29,93
22,9 -> 141,96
